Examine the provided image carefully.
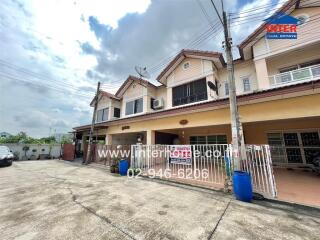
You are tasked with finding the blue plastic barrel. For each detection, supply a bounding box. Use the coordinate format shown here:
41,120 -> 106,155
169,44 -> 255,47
119,159 -> 129,176
232,171 -> 253,202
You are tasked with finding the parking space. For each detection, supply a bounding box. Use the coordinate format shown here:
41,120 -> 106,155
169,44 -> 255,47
0,160 -> 319,240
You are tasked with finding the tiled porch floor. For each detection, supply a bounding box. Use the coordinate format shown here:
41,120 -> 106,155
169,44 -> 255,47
274,168 -> 320,207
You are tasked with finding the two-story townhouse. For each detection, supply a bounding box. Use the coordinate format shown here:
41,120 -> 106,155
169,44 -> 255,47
74,0 -> 320,171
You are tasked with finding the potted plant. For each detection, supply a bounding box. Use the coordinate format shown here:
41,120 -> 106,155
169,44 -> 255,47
115,158 -> 121,174
110,158 -> 117,173
110,158 -> 120,174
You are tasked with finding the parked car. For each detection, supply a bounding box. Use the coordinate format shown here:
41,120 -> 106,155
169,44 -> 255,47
0,146 -> 13,167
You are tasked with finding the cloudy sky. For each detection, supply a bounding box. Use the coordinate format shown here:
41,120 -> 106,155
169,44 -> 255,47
0,0 -> 285,137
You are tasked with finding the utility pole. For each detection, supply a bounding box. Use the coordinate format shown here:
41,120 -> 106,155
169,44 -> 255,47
222,8 -> 243,170
84,81 -> 100,165
211,0 -> 244,170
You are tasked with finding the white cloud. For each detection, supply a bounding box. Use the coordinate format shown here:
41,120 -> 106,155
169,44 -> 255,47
0,0 -> 288,137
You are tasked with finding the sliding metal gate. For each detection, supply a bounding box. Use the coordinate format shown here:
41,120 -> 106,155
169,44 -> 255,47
131,144 -> 277,198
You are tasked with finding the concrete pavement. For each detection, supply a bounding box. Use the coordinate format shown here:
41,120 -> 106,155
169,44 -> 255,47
0,160 -> 319,240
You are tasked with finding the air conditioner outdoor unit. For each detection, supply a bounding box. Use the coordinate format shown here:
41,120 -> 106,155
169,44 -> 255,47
153,98 -> 164,109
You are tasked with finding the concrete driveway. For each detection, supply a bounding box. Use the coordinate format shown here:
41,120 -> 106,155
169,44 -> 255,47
0,160 -> 319,240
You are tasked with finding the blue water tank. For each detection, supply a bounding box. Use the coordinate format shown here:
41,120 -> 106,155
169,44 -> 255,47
119,159 -> 129,176
233,171 -> 253,202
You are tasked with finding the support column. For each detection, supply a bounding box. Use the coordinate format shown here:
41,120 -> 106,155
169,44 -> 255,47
105,134 -> 112,145
146,130 -> 155,145
254,58 -> 270,90
166,87 -> 172,108
81,134 -> 86,151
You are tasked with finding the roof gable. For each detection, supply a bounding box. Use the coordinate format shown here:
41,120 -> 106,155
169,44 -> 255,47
89,90 -> 119,107
156,49 -> 225,84
115,75 -> 157,98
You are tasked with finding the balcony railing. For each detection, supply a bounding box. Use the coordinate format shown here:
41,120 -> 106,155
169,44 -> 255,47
269,64 -> 320,87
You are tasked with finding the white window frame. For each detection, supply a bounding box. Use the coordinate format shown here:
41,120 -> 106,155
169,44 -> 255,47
224,82 -> 229,96
96,108 -> 109,123
242,76 -> 251,92
125,97 -> 143,116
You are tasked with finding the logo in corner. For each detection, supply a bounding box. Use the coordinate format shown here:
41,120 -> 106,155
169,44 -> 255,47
265,12 -> 299,39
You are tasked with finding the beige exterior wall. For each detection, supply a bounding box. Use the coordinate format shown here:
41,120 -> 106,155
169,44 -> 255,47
155,86 -> 167,109
254,58 -> 270,89
266,43 -> 320,76
253,7 -> 320,59
244,117 -> 320,144
158,117 -> 320,145
121,82 -> 146,117
218,60 -> 258,95
176,125 -> 231,145
108,99 -> 121,120
167,58 -> 210,86
164,57 -> 217,108
166,58 -> 216,88
250,7 -> 320,90
105,94 -> 320,144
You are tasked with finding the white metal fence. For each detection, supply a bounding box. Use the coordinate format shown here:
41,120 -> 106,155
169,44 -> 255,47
242,145 -> 277,198
131,144 -> 277,198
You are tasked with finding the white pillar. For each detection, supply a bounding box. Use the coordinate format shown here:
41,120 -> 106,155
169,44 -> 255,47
105,134 -> 112,145
254,58 -> 270,90
166,87 -> 172,108
146,130 -> 155,145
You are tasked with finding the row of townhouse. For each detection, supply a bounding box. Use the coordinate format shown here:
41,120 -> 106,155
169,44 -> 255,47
74,0 -> 320,167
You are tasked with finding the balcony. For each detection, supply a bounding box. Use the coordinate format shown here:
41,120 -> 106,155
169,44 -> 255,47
269,64 -> 320,87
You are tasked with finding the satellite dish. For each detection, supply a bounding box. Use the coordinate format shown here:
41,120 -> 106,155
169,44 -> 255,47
207,80 -> 219,95
135,66 -> 150,79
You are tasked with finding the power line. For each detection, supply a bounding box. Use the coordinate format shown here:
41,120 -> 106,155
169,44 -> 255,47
148,23 -> 223,72
147,22 -> 222,73
0,72 -> 93,98
229,1 -> 285,15
210,0 -> 223,25
234,12 -> 320,45
231,0 -> 320,21
197,0 -> 219,29
148,26 -> 223,74
146,0 -> 294,76
0,59 -> 95,94
93,3 -> 320,90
